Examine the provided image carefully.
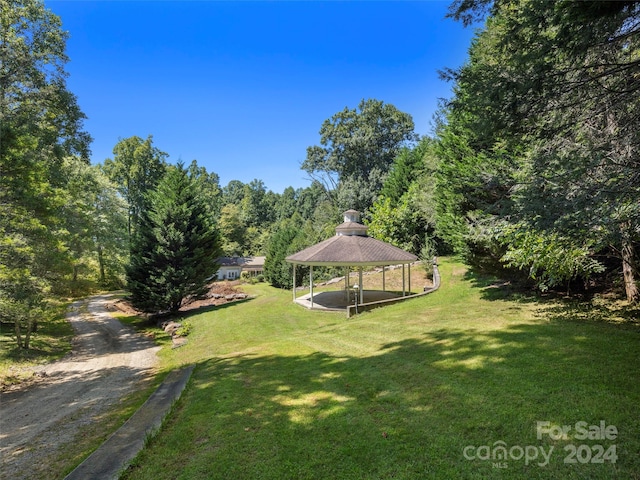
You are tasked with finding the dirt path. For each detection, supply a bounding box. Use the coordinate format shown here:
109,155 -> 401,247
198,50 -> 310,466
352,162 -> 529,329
0,294 -> 160,480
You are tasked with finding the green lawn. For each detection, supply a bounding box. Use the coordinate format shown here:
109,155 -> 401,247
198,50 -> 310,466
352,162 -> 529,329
122,259 -> 640,479
0,301 -> 74,389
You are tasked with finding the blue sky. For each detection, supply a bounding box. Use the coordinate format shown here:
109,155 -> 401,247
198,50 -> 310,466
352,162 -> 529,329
46,1 -> 476,193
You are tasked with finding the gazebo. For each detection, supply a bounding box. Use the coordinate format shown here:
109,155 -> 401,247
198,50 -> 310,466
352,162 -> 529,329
285,210 -> 418,314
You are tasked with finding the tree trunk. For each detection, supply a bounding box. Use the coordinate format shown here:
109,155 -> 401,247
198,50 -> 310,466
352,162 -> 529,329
14,319 -> 23,349
97,243 -> 106,285
621,225 -> 639,304
24,317 -> 33,350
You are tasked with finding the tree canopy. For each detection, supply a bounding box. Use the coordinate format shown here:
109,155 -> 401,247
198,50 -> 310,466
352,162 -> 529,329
102,135 -> 168,238
368,137 -> 439,255
302,98 -> 417,213
0,0 -> 95,348
436,0 -> 640,301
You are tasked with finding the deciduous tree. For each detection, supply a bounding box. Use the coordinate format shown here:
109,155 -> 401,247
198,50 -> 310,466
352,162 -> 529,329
102,135 -> 167,238
0,0 -> 92,347
302,98 -> 417,213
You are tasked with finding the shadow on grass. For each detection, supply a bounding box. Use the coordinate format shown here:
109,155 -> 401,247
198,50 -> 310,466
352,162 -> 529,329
463,269 -> 540,304
462,269 -> 640,330
120,298 -> 256,331
128,322 -> 640,480
175,296 -> 255,319
539,299 -> 640,329
0,313 -> 73,366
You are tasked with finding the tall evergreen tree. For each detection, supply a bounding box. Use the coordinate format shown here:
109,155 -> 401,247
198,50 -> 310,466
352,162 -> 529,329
368,137 -> 439,254
127,163 -> 222,313
264,214 -> 311,289
438,0 -> 640,299
380,137 -> 432,204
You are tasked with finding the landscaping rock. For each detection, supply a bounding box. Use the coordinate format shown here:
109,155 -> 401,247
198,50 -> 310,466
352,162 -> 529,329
171,336 -> 188,349
163,321 -> 182,335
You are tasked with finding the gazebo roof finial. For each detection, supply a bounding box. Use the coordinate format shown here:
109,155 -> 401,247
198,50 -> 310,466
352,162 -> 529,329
336,209 -> 368,237
343,209 -> 360,222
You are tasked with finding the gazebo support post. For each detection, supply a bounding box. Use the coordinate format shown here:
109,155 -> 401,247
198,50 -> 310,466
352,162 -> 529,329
382,266 -> 386,291
310,266 -> 314,308
345,267 -> 350,304
359,267 -> 364,304
402,264 -> 406,296
408,263 -> 411,294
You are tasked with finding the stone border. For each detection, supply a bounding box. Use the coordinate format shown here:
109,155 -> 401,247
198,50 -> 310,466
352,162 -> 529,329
64,365 -> 195,480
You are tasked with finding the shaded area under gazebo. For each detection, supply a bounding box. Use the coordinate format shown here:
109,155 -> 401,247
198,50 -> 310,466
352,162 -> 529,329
293,289 -> 407,312
286,210 -> 419,316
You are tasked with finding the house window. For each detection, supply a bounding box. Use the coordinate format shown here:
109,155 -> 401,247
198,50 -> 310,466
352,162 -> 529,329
227,271 -> 237,280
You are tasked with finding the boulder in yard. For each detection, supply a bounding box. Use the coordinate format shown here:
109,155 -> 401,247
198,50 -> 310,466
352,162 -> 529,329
172,335 -> 188,349
163,321 -> 182,335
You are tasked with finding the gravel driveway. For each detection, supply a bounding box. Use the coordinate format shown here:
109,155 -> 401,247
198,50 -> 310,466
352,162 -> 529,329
0,294 -> 160,480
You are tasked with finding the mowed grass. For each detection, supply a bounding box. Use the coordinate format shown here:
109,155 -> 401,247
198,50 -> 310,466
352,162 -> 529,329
123,259 -> 640,479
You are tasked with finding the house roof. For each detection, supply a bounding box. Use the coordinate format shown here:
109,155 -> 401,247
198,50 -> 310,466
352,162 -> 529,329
216,256 -> 265,268
243,256 -> 265,268
216,257 -> 243,267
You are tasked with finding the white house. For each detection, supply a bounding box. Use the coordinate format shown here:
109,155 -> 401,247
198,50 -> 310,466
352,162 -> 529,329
215,256 -> 265,280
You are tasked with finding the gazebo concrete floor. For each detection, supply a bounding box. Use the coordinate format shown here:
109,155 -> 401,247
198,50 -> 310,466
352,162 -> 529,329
294,289 -> 407,311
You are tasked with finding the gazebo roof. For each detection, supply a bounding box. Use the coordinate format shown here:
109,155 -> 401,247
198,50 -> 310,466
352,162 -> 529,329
285,210 -> 417,267
286,235 -> 417,266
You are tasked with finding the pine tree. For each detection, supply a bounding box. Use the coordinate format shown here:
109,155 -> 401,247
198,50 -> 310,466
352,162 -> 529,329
127,163 -> 222,313
264,223 -> 300,289
264,214 -> 312,289
439,0 -> 640,299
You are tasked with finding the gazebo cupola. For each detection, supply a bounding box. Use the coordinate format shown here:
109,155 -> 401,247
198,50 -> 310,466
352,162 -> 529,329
335,209 -> 368,237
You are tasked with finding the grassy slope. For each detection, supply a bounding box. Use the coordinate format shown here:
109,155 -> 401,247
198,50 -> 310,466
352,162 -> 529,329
123,259 -> 638,479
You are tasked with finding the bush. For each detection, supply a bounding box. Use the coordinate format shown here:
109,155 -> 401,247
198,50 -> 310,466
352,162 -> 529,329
175,321 -> 193,337
420,235 -> 436,278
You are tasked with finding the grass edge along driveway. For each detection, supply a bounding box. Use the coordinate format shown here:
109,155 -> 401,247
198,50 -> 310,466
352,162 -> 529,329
122,259 -> 640,480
